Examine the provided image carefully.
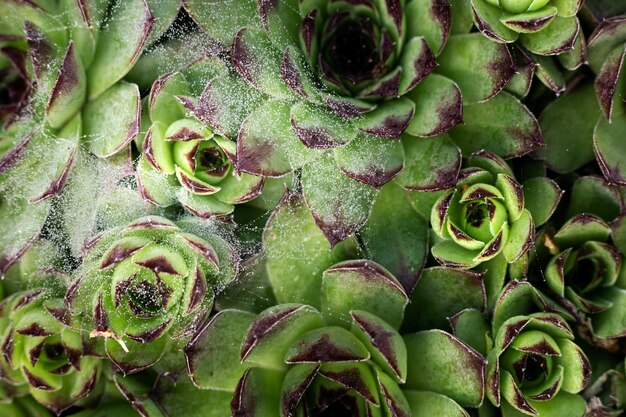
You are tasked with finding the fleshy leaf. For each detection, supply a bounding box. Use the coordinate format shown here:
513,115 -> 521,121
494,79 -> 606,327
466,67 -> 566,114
404,330 -> 486,407
83,81 -> 140,158
46,42 -> 86,129
536,83 -> 600,173
301,153 -> 379,245
360,182 -> 429,295
405,390 -> 470,417
437,33 -> 515,103
263,191 -> 355,306
523,177 -> 562,226
241,304 -> 324,369
397,134 -> 461,191
321,260 -> 408,329
334,133 -> 404,187
182,0 -> 261,45
594,109 -> 626,186
87,0 -> 154,99
404,267 -> 485,332
405,74 -> 463,137
518,16 -> 580,56
449,92 -> 542,158
237,99 -> 321,176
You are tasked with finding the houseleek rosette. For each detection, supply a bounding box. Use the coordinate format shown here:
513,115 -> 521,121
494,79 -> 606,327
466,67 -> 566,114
430,151 -> 534,269
471,0 -> 583,56
543,214 -> 626,341
182,0 -> 464,243
183,260 -> 412,416
0,285 -> 102,414
0,0 -> 179,273
451,281 -> 591,417
137,64 -> 264,219
65,216 -> 237,374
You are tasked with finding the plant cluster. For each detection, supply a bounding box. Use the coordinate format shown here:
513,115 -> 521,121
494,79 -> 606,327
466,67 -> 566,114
1,0 -> 626,416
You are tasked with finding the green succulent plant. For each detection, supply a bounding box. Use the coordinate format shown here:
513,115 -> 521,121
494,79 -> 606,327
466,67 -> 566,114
136,57 -> 265,219
0,280 -> 103,414
0,0 -> 179,275
470,0 -> 583,55
177,0 -> 468,243
64,216 -> 237,374
542,214 -> 626,341
430,151 -> 536,270
452,280 -> 591,417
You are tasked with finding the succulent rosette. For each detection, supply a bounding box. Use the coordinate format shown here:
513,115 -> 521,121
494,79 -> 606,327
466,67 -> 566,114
179,0 -> 468,243
450,280 -> 591,417
0,279 -> 103,414
0,0 -> 179,274
137,57 -> 265,219
181,260 -> 412,416
65,216 -> 237,374
541,214 -> 626,341
430,151 -> 535,270
470,0 -> 583,55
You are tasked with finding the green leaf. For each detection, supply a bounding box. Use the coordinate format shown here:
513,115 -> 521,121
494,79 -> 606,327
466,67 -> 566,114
353,98 -> 416,139
334,133 -> 404,187
290,101 -> 356,148
263,191 -> 355,306
554,214 -> 611,248
534,53 -> 566,94
231,28 -> 294,99
233,368 -> 284,417
149,72 -> 189,126
431,240 -> 479,269
237,99 -> 321,176
501,391 -> 586,417
183,0 -> 261,46
470,0 -> 518,43
555,339 -> 591,394
197,72 -> 266,140
405,0 -> 451,55
285,326 -> 370,363
437,34 -> 515,103
301,153 -> 379,245
242,304 -> 324,369
536,83 -> 600,173
450,92 -> 542,158
587,17 -> 626,73
405,390 -> 470,417
594,109 -> 626,186
350,310 -> 407,383
500,7 -> 557,33
404,330 -> 486,407
564,175 -> 622,221
177,188 -> 234,218
136,157 -> 179,207
397,37 -> 436,95
449,308 -> 491,355
87,0 -> 153,99
322,260 -> 408,329
396,134 -> 461,191
360,182 -> 429,294
519,16 -> 579,56
144,0 -> 180,46
83,81 -> 140,158
404,267 -> 485,332
184,309 -> 256,391
405,74 -> 463,138
46,42 -> 86,129
502,209 -> 534,263
523,177 -> 562,226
